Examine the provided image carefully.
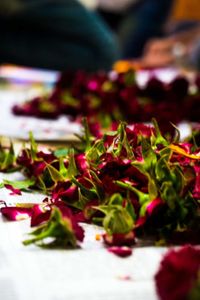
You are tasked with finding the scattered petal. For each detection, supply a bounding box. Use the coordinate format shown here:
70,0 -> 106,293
1,206 -> 32,221
108,246 -> 132,257
117,275 -> 133,281
103,231 -> 135,246
4,184 -> 22,195
31,204 -> 51,227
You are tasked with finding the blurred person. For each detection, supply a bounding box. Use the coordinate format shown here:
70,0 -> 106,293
0,0 -> 119,71
97,0 -> 173,59
141,27 -> 200,68
141,0 -> 200,69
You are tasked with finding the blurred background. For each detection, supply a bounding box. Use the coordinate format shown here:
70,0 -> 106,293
1,0 -> 200,72
1,0 -> 200,141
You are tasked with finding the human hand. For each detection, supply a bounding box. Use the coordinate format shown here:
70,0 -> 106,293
140,37 -> 187,68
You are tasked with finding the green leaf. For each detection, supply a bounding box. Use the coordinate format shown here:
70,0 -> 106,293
103,130 -> 118,137
89,170 -> 102,186
3,178 -> 35,190
61,92 -> 79,107
29,132 -> 38,160
161,181 -> 177,210
54,148 -> 69,158
98,113 -> 113,129
148,175 -> 158,201
115,122 -> 134,158
190,132 -> 198,151
97,203 -> 134,235
124,70 -> 136,86
1,153 -> 13,170
126,193 -> 137,221
158,147 -> 171,159
155,155 -> 171,182
46,163 -> 65,183
170,122 -> 180,143
86,140 -> 105,163
23,207 -> 79,248
151,118 -> 168,147
171,165 -> 184,193
82,117 -> 92,151
37,176 -> 47,193
59,158 -> 68,178
141,138 -> 157,171
140,201 -> 150,217
66,149 -> 80,179
71,177 -> 97,200
102,80 -> 115,92
109,193 -> 123,205
74,188 -> 90,210
0,141 -> 15,171
115,180 -> 149,204
83,176 -> 104,201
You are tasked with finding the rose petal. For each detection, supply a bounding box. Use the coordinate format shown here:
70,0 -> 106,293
135,216 -> 147,228
146,198 -> 164,216
193,165 -> 200,199
103,231 -> 135,246
1,206 -> 32,221
108,246 -> 132,257
155,246 -> 200,300
4,184 -> 22,195
31,204 -> 51,227
75,153 -> 89,173
58,205 -> 85,242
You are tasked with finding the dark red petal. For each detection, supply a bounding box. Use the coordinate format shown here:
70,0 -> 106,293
4,184 -> 22,195
73,211 -> 88,223
193,165 -> 200,199
75,153 -> 89,173
146,198 -> 164,216
58,205 -> 85,242
135,216 -> 147,228
51,181 -> 72,201
31,204 -> 51,227
1,206 -> 32,221
52,184 -> 78,203
73,222 -> 85,242
155,246 -> 200,300
103,231 -> 135,246
32,161 -> 46,176
108,246 -> 133,257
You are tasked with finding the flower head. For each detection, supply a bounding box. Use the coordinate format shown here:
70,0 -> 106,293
155,246 -> 200,300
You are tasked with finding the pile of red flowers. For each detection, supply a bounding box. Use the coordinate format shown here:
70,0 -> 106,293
0,120 -> 199,248
12,70 -> 200,135
155,245 -> 200,300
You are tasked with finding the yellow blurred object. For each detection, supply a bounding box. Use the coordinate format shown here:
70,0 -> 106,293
169,144 -> 200,160
172,0 -> 200,21
113,60 -> 141,73
95,234 -> 101,241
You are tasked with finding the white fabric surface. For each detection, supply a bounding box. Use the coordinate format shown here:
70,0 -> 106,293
0,68 -> 192,141
0,74 -> 192,299
0,87 -> 82,141
0,171 -> 167,300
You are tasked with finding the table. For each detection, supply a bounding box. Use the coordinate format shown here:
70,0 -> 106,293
1,70 -> 184,300
0,174 -> 166,300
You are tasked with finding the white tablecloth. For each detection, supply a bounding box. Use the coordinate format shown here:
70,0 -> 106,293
0,172 -> 167,300
0,88 -> 82,141
0,68 -> 192,142
1,74 -> 183,300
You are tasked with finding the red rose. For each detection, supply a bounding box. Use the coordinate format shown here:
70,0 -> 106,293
155,246 -> 200,300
